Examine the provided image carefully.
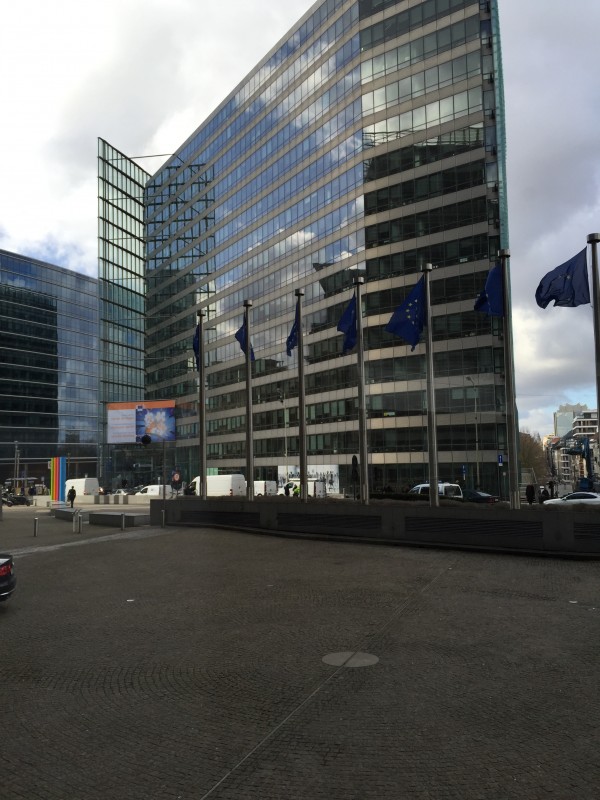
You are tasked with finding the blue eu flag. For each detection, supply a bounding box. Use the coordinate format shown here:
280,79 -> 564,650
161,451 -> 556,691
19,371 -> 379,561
286,299 -> 300,357
235,312 -> 255,361
337,293 -> 357,353
535,248 -> 590,308
474,263 -> 504,317
385,276 -> 426,351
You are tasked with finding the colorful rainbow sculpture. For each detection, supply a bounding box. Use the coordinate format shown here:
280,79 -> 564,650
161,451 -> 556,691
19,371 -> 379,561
49,457 -> 66,501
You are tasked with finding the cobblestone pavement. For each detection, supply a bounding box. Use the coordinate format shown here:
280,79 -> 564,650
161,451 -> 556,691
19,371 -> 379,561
2,507 -> 600,799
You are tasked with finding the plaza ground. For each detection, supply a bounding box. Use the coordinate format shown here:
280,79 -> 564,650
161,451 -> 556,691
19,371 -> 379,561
2,506 -> 599,799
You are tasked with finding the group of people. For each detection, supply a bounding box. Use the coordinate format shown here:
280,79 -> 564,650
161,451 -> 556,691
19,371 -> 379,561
525,484 -> 552,505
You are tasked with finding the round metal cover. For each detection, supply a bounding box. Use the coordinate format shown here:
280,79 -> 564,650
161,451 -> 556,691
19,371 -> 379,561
322,651 -> 379,668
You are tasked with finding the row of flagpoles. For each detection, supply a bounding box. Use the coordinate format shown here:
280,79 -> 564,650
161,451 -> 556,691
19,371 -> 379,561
193,235 -> 600,509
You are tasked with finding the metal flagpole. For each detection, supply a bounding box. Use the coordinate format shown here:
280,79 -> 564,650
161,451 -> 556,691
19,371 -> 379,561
162,438 -> 166,519
588,235 -> 600,465
354,277 -> 369,505
295,290 -> 309,503
197,310 -> 207,500
499,249 -> 520,509
244,301 -> 254,501
424,264 -> 439,508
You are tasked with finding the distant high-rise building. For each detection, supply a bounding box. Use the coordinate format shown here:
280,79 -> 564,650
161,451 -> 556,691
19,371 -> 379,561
107,0 -> 511,491
554,403 -> 588,437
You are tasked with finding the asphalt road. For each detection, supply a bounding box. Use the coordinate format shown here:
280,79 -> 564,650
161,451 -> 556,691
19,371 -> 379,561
2,506 -> 600,799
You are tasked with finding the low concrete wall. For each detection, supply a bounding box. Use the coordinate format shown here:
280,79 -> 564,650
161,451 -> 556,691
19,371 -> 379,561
153,496 -> 600,557
33,495 -> 155,507
54,508 -> 90,522
88,512 -> 151,527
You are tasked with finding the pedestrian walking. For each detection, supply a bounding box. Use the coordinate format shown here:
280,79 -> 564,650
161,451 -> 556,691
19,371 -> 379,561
67,486 -> 76,508
525,484 -> 535,505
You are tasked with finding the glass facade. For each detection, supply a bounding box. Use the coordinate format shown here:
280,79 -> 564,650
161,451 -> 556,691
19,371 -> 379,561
140,0 -> 508,492
98,139 -> 149,487
0,250 -> 99,487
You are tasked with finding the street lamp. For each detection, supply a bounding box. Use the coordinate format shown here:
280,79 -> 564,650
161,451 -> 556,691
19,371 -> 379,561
466,376 -> 480,489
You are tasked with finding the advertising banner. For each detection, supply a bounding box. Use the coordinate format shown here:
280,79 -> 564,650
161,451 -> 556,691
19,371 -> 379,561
107,401 -> 176,444
278,464 -> 339,494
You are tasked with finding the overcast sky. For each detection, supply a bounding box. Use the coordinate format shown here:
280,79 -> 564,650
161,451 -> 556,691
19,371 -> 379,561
1,0 -> 599,436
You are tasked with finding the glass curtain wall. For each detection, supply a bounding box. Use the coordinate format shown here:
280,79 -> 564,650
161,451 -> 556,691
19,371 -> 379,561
98,139 -> 149,489
0,251 -> 99,488
144,0 -> 509,495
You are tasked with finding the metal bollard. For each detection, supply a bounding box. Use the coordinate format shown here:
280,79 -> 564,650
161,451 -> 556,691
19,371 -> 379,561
161,509 -> 166,528
72,511 -> 78,534
121,514 -> 126,531
78,513 -> 83,534
34,517 -> 39,537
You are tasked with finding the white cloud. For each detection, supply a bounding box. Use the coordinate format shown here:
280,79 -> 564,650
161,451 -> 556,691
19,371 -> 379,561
500,0 -> 600,434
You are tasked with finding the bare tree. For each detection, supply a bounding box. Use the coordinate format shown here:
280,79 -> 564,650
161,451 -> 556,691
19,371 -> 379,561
519,429 -> 550,483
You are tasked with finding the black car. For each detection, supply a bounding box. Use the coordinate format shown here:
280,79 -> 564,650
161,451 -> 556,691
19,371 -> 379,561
462,489 -> 499,504
0,554 -> 16,601
6,495 -> 31,506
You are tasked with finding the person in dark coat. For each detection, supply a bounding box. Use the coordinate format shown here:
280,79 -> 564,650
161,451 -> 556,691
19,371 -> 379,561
67,486 -> 76,508
525,484 -> 535,505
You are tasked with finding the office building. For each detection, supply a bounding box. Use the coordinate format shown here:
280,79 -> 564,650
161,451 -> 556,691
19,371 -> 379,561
572,410 -> 598,439
97,139 -> 149,488
554,403 -> 588,438
110,0 -> 510,492
0,250 -> 99,488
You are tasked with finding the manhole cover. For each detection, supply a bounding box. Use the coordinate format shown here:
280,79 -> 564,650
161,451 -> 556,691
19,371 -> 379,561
322,651 -> 379,668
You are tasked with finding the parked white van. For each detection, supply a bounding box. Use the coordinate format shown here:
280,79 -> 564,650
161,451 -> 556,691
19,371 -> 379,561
408,482 -> 463,499
64,478 -> 100,497
187,474 -> 246,497
253,480 -> 277,496
134,484 -> 176,498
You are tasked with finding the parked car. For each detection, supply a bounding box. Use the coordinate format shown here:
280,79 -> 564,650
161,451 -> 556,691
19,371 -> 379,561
1,493 -> 13,507
134,484 -> 176,498
0,554 -> 16,601
544,492 -> 600,506
408,483 -> 463,500
462,489 -> 499,504
7,495 -> 31,506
